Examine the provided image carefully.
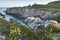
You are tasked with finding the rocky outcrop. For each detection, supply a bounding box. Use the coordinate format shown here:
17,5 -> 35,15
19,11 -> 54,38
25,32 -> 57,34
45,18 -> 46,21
25,17 -> 60,29
0,32 -> 5,40
0,13 -> 5,18
5,7 -> 60,22
0,34 -> 5,40
25,17 -> 42,29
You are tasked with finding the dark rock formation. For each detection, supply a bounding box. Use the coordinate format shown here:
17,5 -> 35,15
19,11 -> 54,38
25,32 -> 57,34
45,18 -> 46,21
5,7 -> 60,22
0,13 -> 5,18
25,17 -> 60,30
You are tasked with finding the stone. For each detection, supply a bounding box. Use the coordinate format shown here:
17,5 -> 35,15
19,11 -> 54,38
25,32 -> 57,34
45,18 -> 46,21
25,17 -> 42,29
25,17 -> 59,29
4,7 -> 60,22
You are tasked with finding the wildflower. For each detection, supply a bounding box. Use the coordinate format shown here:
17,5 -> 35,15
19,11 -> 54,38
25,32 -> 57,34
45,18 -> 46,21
14,29 -> 16,33
10,29 -> 15,36
10,27 -> 21,40
17,27 -> 21,33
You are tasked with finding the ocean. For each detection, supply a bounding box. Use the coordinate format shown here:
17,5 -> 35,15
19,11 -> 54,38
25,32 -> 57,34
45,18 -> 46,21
0,7 -> 27,27
0,7 -> 19,21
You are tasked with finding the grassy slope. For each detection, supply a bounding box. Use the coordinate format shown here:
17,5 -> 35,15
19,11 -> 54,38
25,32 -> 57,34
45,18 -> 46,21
30,1 -> 60,11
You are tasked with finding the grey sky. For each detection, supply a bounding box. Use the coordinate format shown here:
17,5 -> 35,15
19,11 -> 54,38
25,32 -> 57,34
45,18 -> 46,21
0,0 -> 59,7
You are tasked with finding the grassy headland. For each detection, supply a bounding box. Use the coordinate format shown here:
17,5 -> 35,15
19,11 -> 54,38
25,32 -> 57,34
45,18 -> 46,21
27,1 -> 60,11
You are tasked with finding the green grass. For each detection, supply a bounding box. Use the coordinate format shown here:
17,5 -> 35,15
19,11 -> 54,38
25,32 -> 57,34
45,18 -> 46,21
28,1 -> 60,11
0,18 -> 60,40
39,8 -> 60,11
0,18 -> 21,40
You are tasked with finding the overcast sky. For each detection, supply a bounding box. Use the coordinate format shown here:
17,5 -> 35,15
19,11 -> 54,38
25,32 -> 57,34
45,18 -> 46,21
0,0 -> 59,7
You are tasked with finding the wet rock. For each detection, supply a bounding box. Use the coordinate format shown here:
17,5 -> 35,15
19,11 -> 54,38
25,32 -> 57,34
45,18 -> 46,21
0,13 -> 5,18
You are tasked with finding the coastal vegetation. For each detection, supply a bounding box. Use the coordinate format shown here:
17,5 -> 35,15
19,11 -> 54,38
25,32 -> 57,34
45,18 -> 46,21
27,1 -> 60,11
0,1 -> 60,40
0,18 -> 60,40
0,18 -> 21,40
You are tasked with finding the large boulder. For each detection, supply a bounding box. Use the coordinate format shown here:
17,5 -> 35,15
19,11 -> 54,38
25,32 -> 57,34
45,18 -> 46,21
51,21 -> 60,28
25,17 -> 42,29
41,20 -> 58,27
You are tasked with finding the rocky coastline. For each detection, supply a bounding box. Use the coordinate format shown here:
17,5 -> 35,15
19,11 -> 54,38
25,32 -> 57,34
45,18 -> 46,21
5,7 -> 60,22
4,7 -> 60,30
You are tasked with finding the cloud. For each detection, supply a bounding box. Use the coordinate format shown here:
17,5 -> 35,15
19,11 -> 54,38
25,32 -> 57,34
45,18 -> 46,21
0,0 -> 59,7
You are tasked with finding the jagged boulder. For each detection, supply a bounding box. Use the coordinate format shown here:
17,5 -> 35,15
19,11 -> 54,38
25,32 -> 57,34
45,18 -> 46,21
25,17 -> 42,29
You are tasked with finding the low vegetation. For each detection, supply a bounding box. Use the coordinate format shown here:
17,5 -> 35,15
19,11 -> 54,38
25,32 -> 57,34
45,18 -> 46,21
27,1 -> 60,11
0,18 -> 60,40
0,18 -> 21,40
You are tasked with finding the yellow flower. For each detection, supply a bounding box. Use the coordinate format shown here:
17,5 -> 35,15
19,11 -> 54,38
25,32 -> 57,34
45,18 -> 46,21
10,29 -> 15,36
17,27 -> 20,30
9,27 -> 21,40
17,27 -> 21,33
18,33 -> 21,35
11,30 -> 14,34
14,29 -> 17,33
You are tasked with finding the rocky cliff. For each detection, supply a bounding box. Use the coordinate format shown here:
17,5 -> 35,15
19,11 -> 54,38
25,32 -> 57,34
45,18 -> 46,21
25,17 -> 60,29
5,7 -> 60,22
0,12 -> 5,18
